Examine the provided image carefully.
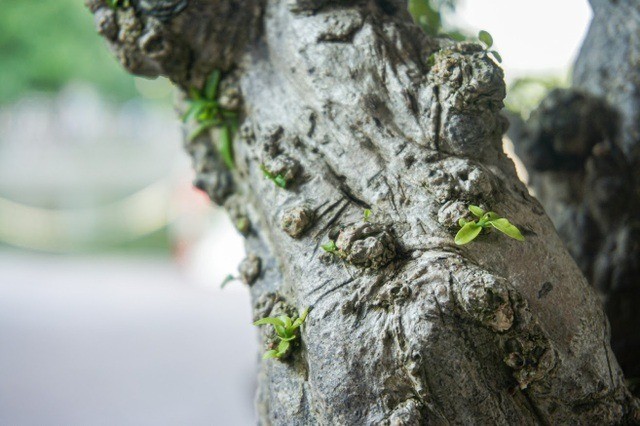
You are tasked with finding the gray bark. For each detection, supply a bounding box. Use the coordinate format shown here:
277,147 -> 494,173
508,0 -> 640,383
87,0 -> 639,423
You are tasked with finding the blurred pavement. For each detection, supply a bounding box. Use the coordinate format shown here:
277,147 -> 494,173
0,251 -> 257,426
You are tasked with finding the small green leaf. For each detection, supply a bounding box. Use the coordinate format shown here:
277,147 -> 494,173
220,274 -> 235,289
321,240 -> 338,253
469,205 -> 485,218
489,50 -> 503,64
455,222 -> 482,245
260,164 -> 287,188
188,120 -> 216,141
204,70 -> 222,100
298,307 -> 309,322
222,110 -> 238,119
274,175 -> 287,188
274,324 -> 287,337
458,218 -> 468,227
277,340 -> 291,355
182,102 -> 205,123
489,218 -> 525,241
263,350 -> 280,360
291,307 -> 309,329
189,87 -> 202,101
279,316 -> 293,329
260,164 -> 272,178
485,212 -> 500,221
254,317 -> 285,327
478,30 -> 493,48
219,125 -> 235,170
363,209 -> 372,221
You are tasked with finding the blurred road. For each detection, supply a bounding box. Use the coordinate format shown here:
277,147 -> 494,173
0,252 -> 257,426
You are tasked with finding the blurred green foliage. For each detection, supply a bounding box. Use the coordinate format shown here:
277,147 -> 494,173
408,0 -> 466,40
505,75 -> 569,119
0,0 -> 137,104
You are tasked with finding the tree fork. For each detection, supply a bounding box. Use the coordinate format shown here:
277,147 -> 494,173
87,0 -> 639,423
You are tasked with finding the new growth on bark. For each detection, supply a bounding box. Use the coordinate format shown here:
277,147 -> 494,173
87,0 -> 639,423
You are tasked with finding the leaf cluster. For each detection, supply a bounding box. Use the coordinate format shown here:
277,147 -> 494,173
455,205 -> 524,245
260,164 -> 287,188
254,308 -> 310,359
182,70 -> 237,169
478,30 -> 502,64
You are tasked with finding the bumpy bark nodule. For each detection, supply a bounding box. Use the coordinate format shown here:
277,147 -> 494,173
88,0 -> 639,423
509,0 -> 640,387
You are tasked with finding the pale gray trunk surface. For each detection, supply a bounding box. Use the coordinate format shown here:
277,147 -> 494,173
87,0 -> 639,423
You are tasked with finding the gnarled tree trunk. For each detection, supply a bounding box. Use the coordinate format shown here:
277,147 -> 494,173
87,0 -> 639,423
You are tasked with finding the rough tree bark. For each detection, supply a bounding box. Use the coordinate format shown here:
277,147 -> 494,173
87,0 -> 639,423
508,0 -> 640,385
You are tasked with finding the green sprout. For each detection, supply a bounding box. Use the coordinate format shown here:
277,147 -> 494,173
106,0 -> 130,9
321,240 -> 339,253
260,164 -> 287,189
182,70 -> 237,169
478,30 -> 502,64
363,209 -> 372,222
455,205 -> 524,245
254,308 -> 310,360
220,274 -> 237,289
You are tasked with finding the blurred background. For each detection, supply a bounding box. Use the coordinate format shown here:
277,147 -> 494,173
0,0 -> 590,425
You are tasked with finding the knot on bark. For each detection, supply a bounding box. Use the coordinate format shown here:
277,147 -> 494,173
224,194 -> 251,234
424,158 -> 494,204
431,43 -> 505,112
94,8 -> 119,40
316,9 -> 364,43
259,126 -> 302,188
452,268 -> 514,332
451,264 -> 557,388
239,253 -> 261,285
191,141 -> 234,205
334,222 -> 397,269
262,155 -> 301,188
87,0 -> 263,86
429,43 -> 505,156
381,398 -> 423,426
281,205 -> 315,238
90,4 -> 190,80
503,326 -> 555,390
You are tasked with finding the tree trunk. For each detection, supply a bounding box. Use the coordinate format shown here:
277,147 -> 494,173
87,0 -> 639,423
508,0 -> 640,385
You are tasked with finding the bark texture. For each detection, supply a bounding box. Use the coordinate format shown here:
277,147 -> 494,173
88,0 -> 639,423
509,0 -> 640,383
